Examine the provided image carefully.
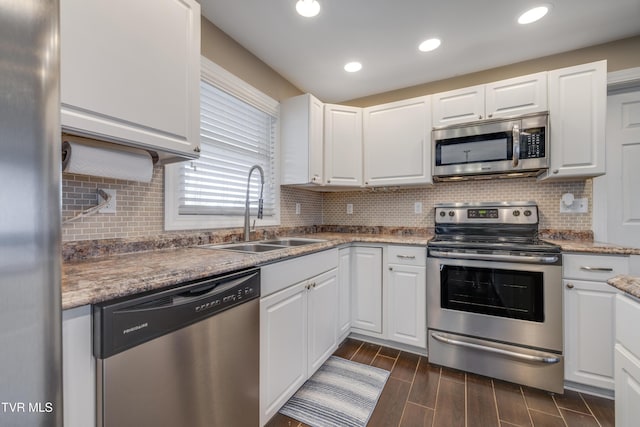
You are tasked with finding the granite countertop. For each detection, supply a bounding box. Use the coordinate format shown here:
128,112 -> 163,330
545,239 -> 640,256
608,275 -> 640,300
62,228 -> 640,310
62,232 -> 432,310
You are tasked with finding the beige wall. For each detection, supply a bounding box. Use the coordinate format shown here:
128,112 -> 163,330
345,36 -> 640,107
201,17 -> 303,101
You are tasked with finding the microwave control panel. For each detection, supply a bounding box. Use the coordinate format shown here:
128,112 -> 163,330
520,127 -> 545,159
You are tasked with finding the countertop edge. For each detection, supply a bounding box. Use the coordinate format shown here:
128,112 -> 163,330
608,275 -> 640,300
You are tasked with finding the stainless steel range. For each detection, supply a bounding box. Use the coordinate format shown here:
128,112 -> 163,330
427,202 -> 564,393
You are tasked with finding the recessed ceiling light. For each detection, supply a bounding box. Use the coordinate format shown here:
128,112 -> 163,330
296,0 -> 320,18
344,62 -> 362,73
518,5 -> 549,24
418,38 -> 441,52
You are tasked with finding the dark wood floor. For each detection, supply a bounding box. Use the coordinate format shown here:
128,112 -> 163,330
267,338 -> 615,427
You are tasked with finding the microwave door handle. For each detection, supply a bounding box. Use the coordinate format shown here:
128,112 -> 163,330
512,124 -> 520,167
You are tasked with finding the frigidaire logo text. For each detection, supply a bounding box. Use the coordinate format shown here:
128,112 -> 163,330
123,322 -> 148,334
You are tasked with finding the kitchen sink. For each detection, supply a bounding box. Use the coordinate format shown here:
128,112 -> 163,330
260,238 -> 326,246
197,238 -> 326,253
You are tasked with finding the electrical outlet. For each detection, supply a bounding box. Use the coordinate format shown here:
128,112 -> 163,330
98,189 -> 116,214
295,203 -> 301,215
346,203 -> 353,215
559,198 -> 588,213
414,202 -> 423,214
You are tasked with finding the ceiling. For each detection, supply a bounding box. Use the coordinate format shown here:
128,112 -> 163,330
200,0 -> 640,103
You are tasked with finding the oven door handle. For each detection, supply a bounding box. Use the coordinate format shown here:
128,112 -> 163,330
430,332 -> 561,364
429,250 -> 559,264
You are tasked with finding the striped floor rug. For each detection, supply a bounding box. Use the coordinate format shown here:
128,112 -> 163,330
279,356 -> 390,427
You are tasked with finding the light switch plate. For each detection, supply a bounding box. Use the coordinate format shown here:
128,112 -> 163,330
346,204 -> 353,215
414,202 -> 423,214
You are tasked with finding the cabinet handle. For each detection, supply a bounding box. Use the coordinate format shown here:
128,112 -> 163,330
312,282 -> 316,288
566,283 -> 574,289
194,146 -> 201,153
580,266 -> 614,272
478,114 -> 483,119
327,179 -> 331,184
552,169 -> 559,174
488,113 -> 493,118
389,267 -> 393,271
396,255 -> 416,259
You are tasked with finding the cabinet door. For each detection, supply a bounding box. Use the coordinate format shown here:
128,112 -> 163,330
387,264 -> 426,348
363,96 -> 432,186
615,345 -> 640,427
280,94 -> 324,185
563,279 -> 617,390
63,306 -> 96,427
60,0 -> 201,160
324,104 -> 363,186
546,60 -> 606,178
260,283 -> 307,426
337,248 -> 352,340
485,72 -> 547,119
351,246 -> 383,334
432,85 -> 485,127
307,269 -> 339,375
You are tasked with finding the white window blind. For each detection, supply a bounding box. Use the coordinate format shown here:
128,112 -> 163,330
177,80 -> 277,216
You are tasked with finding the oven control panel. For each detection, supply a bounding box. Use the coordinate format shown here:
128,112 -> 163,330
435,204 -> 538,224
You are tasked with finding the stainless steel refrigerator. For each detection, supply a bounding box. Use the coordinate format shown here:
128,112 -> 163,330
0,0 -> 62,426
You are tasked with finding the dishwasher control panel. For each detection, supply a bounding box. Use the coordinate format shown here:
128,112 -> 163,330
93,268 -> 260,359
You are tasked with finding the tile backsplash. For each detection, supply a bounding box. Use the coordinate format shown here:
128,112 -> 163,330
62,166 -> 591,242
323,178 -> 592,231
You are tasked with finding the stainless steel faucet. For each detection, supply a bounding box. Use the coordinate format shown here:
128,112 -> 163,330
244,165 -> 265,242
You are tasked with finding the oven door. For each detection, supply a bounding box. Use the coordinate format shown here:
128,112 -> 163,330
426,255 -> 562,352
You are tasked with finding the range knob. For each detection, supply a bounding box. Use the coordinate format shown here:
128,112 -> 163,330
439,211 -> 446,217
524,210 -> 532,217
448,211 -> 455,217
512,210 -> 521,216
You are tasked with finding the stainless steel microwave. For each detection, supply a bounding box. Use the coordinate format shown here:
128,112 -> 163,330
432,112 -> 549,181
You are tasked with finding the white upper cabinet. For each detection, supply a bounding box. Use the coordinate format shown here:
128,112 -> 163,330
485,72 -> 548,119
280,94 -> 325,185
432,85 -> 485,127
324,104 -> 363,186
432,73 -> 548,127
543,60 -> 607,179
363,96 -> 432,187
60,0 -> 201,163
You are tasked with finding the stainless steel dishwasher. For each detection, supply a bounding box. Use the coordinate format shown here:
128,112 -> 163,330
93,268 -> 260,427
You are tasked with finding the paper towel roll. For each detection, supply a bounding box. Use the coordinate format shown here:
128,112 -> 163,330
62,140 -> 153,182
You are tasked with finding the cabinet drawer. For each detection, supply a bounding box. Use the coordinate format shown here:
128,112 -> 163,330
388,245 -> 426,267
563,254 -> 628,281
617,294 -> 640,359
261,249 -> 338,297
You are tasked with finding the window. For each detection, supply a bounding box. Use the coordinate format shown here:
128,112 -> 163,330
165,57 -> 279,231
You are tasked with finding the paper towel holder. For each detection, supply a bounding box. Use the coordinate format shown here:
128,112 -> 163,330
61,134 -> 158,182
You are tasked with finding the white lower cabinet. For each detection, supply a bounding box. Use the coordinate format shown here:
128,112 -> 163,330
386,246 -> 427,349
259,250 -> 339,426
563,279 -> 618,389
62,305 -> 96,427
563,254 -> 628,391
615,294 -> 640,427
350,246 -> 383,334
337,247 -> 352,341
351,245 -> 427,350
